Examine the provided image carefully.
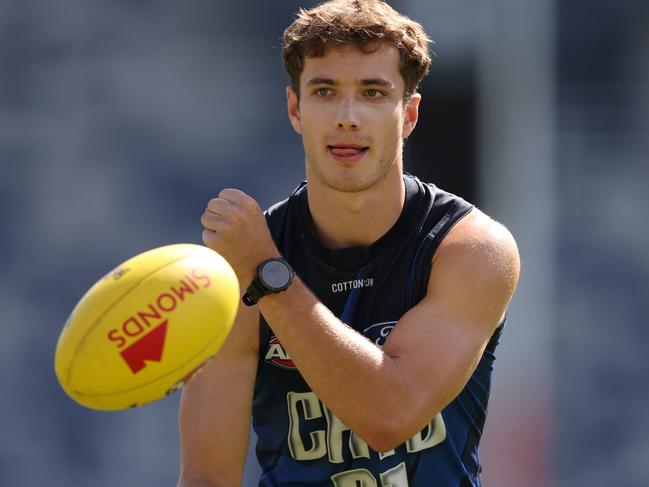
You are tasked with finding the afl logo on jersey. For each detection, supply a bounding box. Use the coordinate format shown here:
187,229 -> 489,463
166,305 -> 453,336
363,321 -> 397,348
265,336 -> 296,369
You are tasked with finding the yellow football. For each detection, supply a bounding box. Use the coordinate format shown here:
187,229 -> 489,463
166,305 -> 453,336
54,243 -> 239,410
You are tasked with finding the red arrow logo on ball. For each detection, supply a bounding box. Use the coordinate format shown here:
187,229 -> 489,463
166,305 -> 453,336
120,320 -> 168,374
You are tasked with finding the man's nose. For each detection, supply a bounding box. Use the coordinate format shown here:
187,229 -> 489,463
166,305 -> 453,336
335,97 -> 360,130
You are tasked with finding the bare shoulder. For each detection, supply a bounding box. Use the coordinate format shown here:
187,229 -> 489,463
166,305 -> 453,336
438,207 -> 520,277
430,207 -> 521,327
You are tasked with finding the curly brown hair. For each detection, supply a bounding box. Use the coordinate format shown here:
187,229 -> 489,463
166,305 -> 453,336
282,0 -> 432,101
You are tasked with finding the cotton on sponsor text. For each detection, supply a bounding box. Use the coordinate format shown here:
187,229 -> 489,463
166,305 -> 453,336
331,277 -> 374,293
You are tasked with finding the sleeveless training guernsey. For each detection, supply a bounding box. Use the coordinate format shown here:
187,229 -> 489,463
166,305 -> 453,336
252,173 -> 503,486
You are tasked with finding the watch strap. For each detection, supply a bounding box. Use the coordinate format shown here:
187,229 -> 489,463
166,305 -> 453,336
242,279 -> 266,306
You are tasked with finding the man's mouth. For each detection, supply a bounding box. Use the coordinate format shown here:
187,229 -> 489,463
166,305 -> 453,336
327,145 -> 369,162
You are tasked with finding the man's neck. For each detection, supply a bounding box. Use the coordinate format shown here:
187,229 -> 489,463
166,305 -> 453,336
306,168 -> 406,249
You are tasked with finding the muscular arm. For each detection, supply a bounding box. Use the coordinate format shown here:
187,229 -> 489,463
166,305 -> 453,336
201,190 -> 520,453
255,209 -> 520,452
177,300 -> 259,487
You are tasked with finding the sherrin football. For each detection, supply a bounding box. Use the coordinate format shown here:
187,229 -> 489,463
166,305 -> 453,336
55,244 -> 239,410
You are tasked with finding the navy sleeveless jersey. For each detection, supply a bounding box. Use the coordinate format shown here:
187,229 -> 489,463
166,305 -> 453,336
252,174 -> 504,486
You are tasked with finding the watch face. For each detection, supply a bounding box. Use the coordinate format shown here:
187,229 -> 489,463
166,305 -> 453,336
260,260 -> 291,290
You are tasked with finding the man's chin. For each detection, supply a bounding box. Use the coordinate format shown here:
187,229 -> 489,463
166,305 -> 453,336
306,156 -> 396,194
317,171 -> 380,194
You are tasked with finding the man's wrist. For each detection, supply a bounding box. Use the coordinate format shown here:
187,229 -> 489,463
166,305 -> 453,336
242,257 -> 295,306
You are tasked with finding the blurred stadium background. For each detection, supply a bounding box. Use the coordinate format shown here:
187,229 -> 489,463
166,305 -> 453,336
1,0 -> 648,485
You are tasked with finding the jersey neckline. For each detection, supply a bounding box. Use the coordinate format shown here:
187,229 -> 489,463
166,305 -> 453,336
295,174 -> 423,273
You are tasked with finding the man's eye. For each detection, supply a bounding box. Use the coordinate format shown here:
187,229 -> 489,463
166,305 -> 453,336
365,89 -> 385,98
315,88 -> 332,96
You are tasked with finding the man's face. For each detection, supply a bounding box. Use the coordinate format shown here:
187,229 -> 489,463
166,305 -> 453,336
287,44 -> 420,193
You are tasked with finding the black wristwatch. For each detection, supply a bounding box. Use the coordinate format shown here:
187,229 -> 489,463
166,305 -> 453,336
242,257 -> 295,306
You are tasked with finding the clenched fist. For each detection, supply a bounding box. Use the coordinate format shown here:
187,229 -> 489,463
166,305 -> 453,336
201,188 -> 281,288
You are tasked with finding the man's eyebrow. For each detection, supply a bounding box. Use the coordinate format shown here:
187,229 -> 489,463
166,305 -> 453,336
304,77 -> 394,88
305,77 -> 338,87
360,78 -> 393,88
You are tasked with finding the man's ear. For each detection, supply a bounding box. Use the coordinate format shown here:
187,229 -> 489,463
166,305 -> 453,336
286,86 -> 302,135
402,93 -> 421,139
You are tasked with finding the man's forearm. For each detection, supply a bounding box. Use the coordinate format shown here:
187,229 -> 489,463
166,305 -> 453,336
257,276 -> 409,450
177,473 -> 236,487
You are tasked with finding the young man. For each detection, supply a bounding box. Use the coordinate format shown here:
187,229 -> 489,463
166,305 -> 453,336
178,1 -> 520,486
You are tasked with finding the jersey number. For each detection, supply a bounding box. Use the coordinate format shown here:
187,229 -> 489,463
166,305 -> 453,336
331,462 -> 408,487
